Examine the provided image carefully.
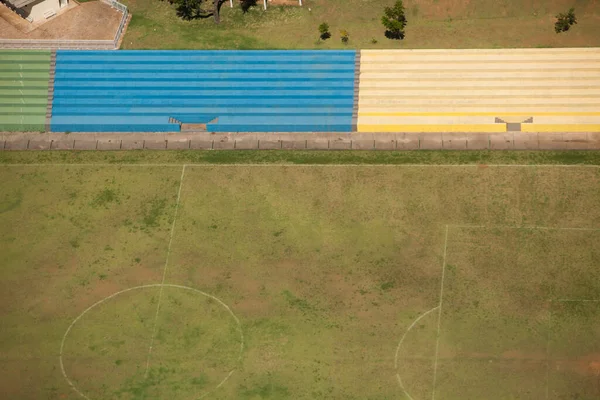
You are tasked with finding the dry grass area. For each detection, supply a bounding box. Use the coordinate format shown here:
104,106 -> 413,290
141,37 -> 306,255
1,159 -> 599,399
0,1 -> 121,40
119,0 -> 600,49
426,227 -> 600,399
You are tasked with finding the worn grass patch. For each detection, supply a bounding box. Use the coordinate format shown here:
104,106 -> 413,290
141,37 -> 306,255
1,163 -> 599,398
0,165 -> 182,399
433,227 -> 600,399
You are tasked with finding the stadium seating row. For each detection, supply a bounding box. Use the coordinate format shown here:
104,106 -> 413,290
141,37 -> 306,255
0,50 -> 50,132
50,50 -> 357,132
357,48 -> 600,133
2,49 -> 599,134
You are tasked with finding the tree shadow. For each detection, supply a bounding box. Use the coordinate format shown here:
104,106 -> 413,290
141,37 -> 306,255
385,30 -> 405,40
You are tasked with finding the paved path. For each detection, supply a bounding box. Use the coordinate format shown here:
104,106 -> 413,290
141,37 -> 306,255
2,131 -> 600,151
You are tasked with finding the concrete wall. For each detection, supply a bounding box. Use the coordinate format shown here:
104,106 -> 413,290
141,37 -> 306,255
3,132 -> 600,151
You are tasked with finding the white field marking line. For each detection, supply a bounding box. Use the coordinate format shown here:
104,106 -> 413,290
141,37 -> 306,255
59,284 -> 244,400
545,306 -> 551,400
450,224 -> 600,232
0,163 -> 186,167
431,225 -> 449,400
185,164 -> 600,168
161,284 -> 245,400
394,306 -> 440,400
144,164 -> 186,379
2,163 -> 600,168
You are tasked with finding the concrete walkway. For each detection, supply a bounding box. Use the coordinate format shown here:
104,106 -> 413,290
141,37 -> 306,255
2,132 -> 600,151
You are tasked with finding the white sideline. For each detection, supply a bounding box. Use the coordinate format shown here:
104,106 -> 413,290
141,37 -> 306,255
395,306 -> 440,400
2,163 -> 600,168
431,225 -> 449,400
143,164 -> 187,378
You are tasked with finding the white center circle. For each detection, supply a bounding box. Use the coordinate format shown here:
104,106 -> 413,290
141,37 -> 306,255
59,284 -> 244,400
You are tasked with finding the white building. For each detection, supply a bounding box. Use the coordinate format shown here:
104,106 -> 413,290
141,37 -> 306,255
4,0 -> 68,22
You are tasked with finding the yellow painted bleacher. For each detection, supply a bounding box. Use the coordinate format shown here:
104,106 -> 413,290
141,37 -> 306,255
357,48 -> 600,133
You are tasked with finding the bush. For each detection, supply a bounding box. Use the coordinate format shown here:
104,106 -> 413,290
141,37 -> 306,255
382,0 -> 407,40
555,8 -> 577,33
340,29 -> 349,44
318,22 -> 331,40
241,0 -> 257,13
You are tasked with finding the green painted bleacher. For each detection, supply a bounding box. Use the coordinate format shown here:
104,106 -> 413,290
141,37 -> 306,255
0,50 -> 51,132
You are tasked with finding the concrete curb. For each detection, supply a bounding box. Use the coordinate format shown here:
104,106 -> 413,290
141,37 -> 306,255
1,132 -> 599,151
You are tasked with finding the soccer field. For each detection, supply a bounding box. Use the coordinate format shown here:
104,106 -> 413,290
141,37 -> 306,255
1,160 -> 599,399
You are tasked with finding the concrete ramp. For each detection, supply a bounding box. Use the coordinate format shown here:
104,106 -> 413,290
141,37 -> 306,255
357,48 -> 600,133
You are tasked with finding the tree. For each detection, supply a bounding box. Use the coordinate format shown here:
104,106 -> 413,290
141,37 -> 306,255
172,0 -> 228,24
381,0 -> 407,40
340,29 -> 349,44
555,8 -> 577,33
318,22 -> 331,40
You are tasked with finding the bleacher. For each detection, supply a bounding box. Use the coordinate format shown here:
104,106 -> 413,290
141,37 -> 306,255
0,50 -> 51,132
357,48 -> 600,133
50,50 -> 356,133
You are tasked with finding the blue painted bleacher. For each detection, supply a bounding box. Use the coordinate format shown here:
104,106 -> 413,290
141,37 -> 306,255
50,50 -> 356,133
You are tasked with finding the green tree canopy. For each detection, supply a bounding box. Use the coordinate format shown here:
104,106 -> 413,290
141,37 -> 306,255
381,0 -> 407,40
555,8 -> 577,33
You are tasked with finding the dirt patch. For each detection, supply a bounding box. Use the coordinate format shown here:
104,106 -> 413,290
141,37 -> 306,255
445,350 -> 600,377
500,349 -> 547,361
0,1 -> 121,40
443,349 -> 547,362
560,353 -> 600,377
406,0 -> 473,19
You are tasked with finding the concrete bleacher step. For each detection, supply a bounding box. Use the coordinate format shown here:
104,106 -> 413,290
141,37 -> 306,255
358,97 -> 600,105
359,88 -> 600,96
52,108 -> 353,117
359,62 -> 600,72
0,50 -> 50,132
359,71 -> 600,80
50,50 -> 357,133
358,79 -> 600,88
357,106 -> 600,113
51,89 -> 355,98
356,47 -> 600,135
53,82 -> 355,90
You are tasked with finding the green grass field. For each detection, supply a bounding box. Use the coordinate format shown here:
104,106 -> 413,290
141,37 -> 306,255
120,0 -> 600,49
1,152 -> 599,399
